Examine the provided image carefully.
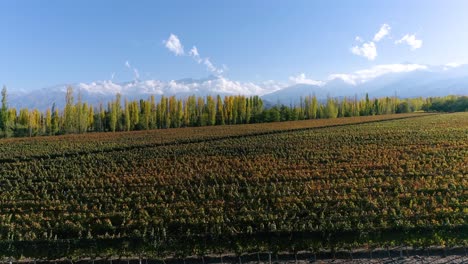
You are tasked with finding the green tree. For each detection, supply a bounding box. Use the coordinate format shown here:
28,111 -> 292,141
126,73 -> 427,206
64,86 -> 75,133
50,103 -> 60,135
216,95 -> 225,125
324,97 -> 338,118
124,99 -> 131,131
206,95 -> 216,126
0,86 -> 11,137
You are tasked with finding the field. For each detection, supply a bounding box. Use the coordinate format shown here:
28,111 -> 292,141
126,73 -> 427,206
0,113 -> 466,260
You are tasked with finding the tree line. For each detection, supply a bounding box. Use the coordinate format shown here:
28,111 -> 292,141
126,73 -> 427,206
0,85 -> 466,138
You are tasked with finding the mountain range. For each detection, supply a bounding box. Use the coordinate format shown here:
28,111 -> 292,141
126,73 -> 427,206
8,64 -> 468,110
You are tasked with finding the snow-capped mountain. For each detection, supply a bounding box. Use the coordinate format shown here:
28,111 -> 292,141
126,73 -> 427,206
8,76 -> 272,110
262,64 -> 468,105
8,64 -> 468,110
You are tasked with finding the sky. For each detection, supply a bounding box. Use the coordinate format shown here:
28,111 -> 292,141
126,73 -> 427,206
1,0 -> 468,92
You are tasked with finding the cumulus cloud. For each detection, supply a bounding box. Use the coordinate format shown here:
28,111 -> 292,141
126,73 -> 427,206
351,23 -> 391,60
78,80 -> 123,95
77,75 -> 284,97
329,63 -> 428,85
395,34 -> 422,50
373,24 -> 391,42
351,41 -> 377,60
289,73 -> 325,86
164,34 -> 184,56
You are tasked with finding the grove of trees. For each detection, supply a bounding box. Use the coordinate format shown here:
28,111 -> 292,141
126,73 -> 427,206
0,85 -> 466,138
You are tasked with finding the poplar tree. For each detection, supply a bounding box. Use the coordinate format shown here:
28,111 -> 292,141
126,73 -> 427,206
64,86 -> 75,133
206,95 -> 216,126
216,95 -> 224,125
0,86 -> 10,137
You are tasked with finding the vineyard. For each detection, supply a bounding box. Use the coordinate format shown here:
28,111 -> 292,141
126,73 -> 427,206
0,113 -> 466,260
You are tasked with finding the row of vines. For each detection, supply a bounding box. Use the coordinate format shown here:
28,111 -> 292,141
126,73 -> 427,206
0,113 -> 466,259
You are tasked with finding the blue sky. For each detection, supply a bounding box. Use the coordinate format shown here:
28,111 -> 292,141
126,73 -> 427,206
2,0 -> 468,91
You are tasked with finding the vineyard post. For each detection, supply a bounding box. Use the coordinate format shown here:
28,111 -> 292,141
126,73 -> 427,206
268,252 -> 271,264
257,252 -> 260,264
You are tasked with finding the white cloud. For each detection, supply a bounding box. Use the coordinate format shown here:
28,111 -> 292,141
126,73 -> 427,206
329,63 -> 428,85
164,34 -> 185,56
395,34 -> 422,50
445,62 -> 464,68
124,61 -> 140,81
328,73 -> 359,86
78,80 -> 123,95
443,62 -> 465,71
163,36 -> 225,76
203,58 -> 223,75
76,76 -> 282,97
133,69 -> 140,80
351,23 -> 390,60
189,46 -> 200,58
373,24 -> 391,42
351,41 -> 377,60
289,73 -> 325,86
